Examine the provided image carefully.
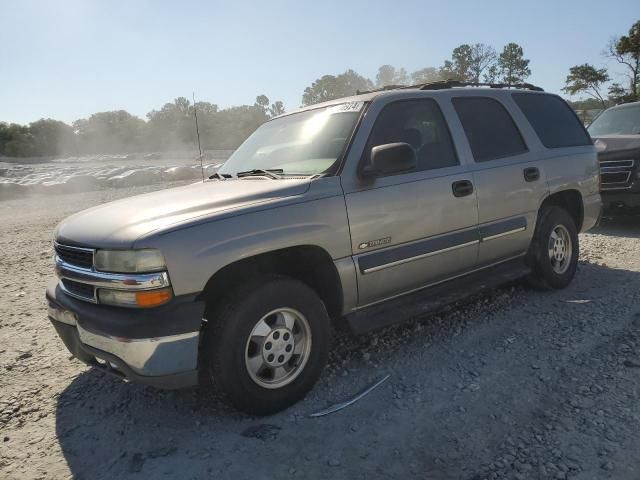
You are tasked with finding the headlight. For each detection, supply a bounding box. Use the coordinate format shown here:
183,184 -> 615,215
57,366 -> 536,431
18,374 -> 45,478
94,249 -> 166,273
98,288 -> 172,308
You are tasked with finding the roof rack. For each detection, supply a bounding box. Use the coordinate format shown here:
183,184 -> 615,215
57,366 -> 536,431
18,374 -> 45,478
356,79 -> 543,96
418,80 -> 544,92
356,84 -> 418,95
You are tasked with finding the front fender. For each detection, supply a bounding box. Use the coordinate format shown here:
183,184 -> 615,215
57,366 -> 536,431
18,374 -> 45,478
138,178 -> 352,297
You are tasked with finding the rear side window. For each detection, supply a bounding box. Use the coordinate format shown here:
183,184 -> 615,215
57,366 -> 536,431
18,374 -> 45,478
513,93 -> 591,148
452,97 -> 527,162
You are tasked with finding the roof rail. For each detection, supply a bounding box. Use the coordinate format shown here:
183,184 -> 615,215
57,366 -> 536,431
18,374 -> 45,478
418,80 -> 544,92
356,84 -> 418,95
356,80 -> 544,96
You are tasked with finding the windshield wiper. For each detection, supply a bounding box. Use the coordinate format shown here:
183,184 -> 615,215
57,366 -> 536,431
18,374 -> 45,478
236,168 -> 283,179
209,172 -> 232,180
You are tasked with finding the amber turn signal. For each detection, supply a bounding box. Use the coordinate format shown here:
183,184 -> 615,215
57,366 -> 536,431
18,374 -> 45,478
135,288 -> 172,307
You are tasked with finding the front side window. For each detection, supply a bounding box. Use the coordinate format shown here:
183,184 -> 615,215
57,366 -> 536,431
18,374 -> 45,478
588,104 -> 640,136
452,97 -> 527,162
513,93 -> 591,148
364,99 -> 459,173
218,102 -> 364,177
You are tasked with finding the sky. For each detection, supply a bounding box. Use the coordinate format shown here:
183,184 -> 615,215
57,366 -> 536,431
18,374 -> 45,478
1,0 -> 639,125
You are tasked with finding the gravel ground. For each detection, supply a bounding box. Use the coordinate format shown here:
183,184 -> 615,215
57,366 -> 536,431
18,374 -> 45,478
1,186 -> 639,480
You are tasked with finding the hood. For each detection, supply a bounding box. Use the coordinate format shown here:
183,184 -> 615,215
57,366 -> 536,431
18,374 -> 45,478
593,135 -> 640,159
55,179 -> 311,248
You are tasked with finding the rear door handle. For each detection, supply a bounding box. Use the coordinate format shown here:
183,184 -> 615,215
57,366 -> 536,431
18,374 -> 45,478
524,167 -> 540,182
452,180 -> 474,198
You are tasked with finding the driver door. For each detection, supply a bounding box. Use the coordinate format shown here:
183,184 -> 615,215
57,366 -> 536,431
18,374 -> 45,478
343,98 -> 479,306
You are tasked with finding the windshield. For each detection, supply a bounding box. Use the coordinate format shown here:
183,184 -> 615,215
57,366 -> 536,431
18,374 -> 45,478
588,104 -> 640,136
218,102 -> 364,177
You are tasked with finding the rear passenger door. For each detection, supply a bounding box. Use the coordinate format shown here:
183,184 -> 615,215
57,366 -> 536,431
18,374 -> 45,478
451,96 -> 548,265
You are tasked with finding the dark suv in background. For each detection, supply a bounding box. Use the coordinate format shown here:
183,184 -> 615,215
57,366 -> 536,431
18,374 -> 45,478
588,101 -> 640,212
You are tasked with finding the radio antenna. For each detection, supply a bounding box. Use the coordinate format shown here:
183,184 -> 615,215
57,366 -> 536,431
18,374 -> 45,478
192,92 -> 205,182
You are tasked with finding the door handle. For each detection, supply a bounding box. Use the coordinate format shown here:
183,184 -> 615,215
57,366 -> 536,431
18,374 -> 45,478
452,180 -> 474,198
524,167 -> 540,182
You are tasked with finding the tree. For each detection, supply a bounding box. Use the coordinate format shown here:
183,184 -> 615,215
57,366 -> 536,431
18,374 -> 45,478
206,105 -> 269,149
0,123 -> 35,157
410,67 -> 443,84
562,64 -> 610,108
375,65 -> 409,87
470,44 -> 498,82
568,98 -> 609,110
269,101 -> 285,117
606,20 -> 640,101
302,69 -> 373,106
74,110 -> 146,154
608,82 -> 632,104
28,119 -> 76,156
254,95 -> 270,114
440,44 -> 474,81
441,43 -> 498,83
496,43 -> 531,85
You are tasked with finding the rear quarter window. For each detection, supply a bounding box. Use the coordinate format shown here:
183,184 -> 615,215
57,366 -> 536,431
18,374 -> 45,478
512,93 -> 592,148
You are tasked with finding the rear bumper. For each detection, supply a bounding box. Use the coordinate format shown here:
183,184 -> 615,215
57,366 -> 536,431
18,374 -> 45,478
46,280 -> 205,388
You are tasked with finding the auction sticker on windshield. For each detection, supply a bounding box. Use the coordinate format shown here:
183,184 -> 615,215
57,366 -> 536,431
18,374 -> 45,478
327,102 -> 365,114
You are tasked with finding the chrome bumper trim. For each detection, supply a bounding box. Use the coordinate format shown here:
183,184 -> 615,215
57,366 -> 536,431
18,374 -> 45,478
48,303 -> 78,325
76,323 -> 200,376
55,256 -> 170,291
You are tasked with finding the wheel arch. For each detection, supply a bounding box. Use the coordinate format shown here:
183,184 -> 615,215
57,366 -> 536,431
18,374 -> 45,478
538,189 -> 584,231
198,245 -> 344,320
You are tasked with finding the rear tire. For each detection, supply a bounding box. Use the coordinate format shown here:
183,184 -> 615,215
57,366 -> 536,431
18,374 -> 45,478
204,275 -> 330,415
526,206 -> 579,290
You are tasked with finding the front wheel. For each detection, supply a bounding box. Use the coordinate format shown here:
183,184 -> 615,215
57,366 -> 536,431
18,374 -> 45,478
526,206 -> 579,290
204,275 -> 330,415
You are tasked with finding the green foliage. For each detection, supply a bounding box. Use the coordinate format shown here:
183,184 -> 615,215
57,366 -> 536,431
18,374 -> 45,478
470,44 -> 498,83
608,83 -> 634,104
254,95 -> 270,114
496,43 -> 531,85
440,44 -> 474,81
269,101 -> 286,117
0,95 -> 283,157
410,67 -> 443,84
568,98 -> 611,110
439,44 -> 497,83
75,110 -> 147,154
302,70 -> 374,106
607,20 -> 640,101
0,119 -> 75,157
375,65 -> 409,87
562,64 -> 610,107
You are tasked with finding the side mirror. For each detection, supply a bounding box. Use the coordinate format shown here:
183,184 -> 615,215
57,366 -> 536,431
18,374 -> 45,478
361,142 -> 417,178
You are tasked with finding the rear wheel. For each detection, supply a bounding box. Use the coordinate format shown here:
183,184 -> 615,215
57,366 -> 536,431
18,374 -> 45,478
204,275 -> 330,415
527,206 -> 579,290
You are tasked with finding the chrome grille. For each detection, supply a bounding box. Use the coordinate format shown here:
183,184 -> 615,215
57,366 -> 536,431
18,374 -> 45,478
61,279 -> 96,301
54,243 -> 94,269
600,160 -> 635,190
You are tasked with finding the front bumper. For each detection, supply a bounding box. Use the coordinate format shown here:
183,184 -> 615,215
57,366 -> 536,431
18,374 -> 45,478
601,190 -> 640,210
46,280 -> 205,389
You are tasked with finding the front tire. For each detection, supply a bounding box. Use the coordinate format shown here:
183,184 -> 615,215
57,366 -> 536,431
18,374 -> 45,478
526,206 -> 579,290
204,275 -> 330,415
